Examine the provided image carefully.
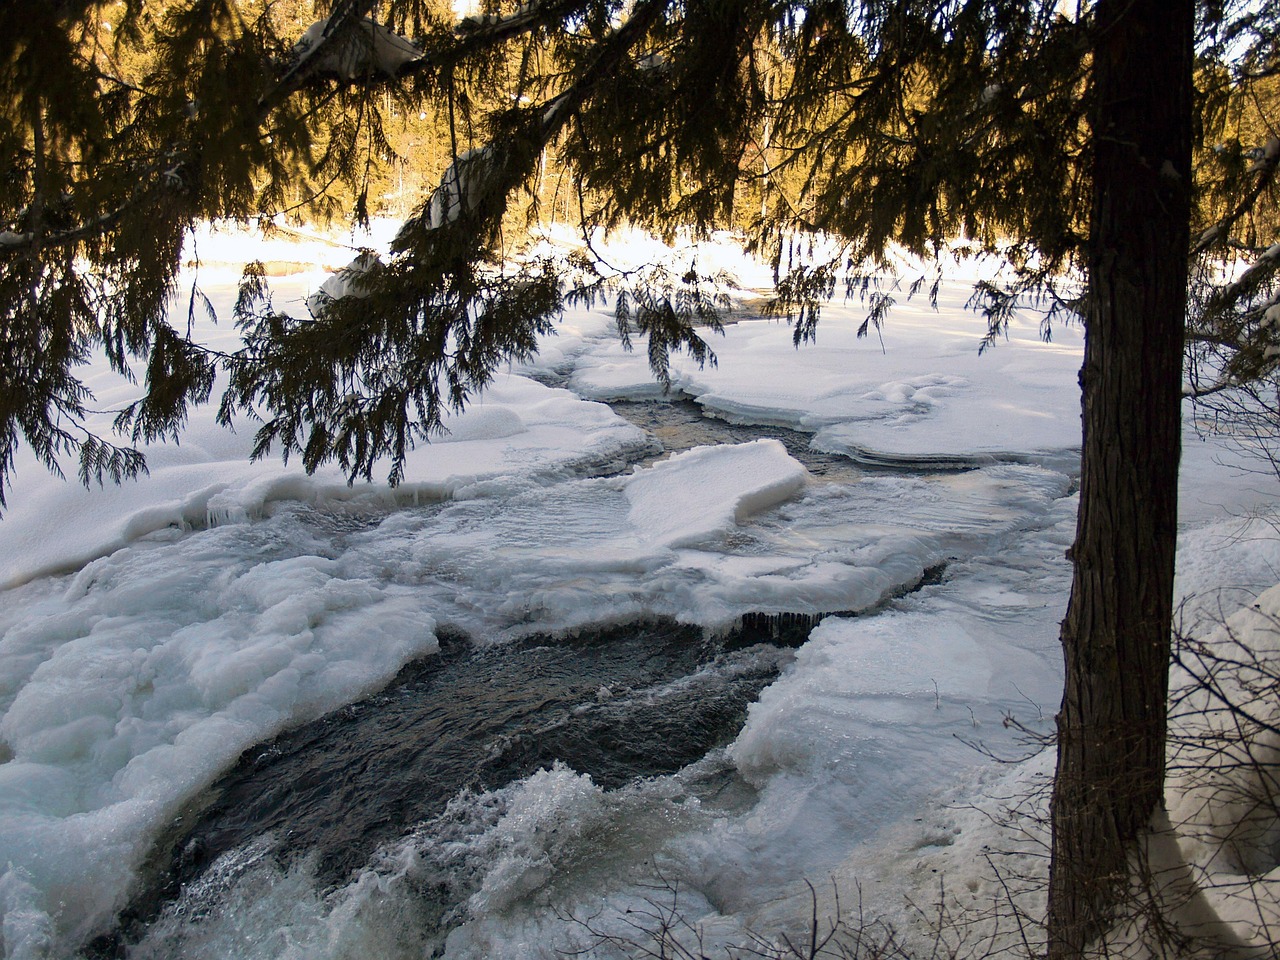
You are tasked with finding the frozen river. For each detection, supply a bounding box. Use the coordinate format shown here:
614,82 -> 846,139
2,243 -> 1277,958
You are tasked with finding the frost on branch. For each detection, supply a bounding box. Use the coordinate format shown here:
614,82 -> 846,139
292,17 -> 421,79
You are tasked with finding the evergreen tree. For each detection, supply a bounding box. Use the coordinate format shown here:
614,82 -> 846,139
2,1 -> 1279,955
1048,4 -> 1191,956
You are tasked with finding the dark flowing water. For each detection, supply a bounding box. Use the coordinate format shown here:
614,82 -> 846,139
609,398 -> 866,479
97,620 -> 791,956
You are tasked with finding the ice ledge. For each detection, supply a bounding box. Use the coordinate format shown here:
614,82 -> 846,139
625,439 -> 809,549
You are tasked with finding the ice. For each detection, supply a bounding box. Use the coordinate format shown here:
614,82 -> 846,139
528,278 -> 1086,465
361,456 -> 1070,640
113,466 -> 1077,960
0,278 -> 649,589
0,514 -> 441,953
4,230 -> 1280,957
625,439 -> 808,547
0,441 -> 1072,955
0,428 -> 827,952
1179,414 -> 1280,527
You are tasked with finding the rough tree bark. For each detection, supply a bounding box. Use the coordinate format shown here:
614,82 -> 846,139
1047,0 -> 1194,956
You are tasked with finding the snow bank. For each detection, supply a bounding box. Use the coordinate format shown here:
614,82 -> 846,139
0,524 -> 439,956
1165,583 -> 1280,951
741,496 -> 1280,960
183,219 -> 398,274
0,289 -> 649,590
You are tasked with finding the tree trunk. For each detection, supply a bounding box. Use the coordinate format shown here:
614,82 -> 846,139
1046,1 -> 1194,957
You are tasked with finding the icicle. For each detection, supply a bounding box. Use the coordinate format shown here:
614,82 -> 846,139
734,611 -> 827,647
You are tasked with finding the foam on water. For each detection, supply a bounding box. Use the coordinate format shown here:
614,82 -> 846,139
127,758 -> 743,960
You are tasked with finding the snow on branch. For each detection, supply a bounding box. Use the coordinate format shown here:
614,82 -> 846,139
426,147 -> 498,229
1245,136 -> 1280,175
412,0 -> 666,239
1192,136 -> 1280,259
1185,243 -> 1280,398
291,16 -> 422,80
305,251 -> 380,316
453,0 -> 592,47
1208,242 -> 1280,318
455,2 -> 543,37
258,0 -> 379,112
0,230 -> 34,249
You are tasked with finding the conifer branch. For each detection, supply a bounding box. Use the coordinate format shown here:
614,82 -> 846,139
451,0 -> 597,57
1191,136 -> 1280,258
258,0 -> 381,112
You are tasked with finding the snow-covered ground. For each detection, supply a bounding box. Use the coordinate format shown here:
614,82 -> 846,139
1,225 -> 1278,959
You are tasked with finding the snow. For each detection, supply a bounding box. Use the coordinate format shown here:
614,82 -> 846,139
524,267 -> 1085,467
305,251 -> 379,312
292,17 -> 420,80
1245,136 -> 1280,174
0,267 -> 649,591
184,219 -> 398,273
0,364 -> 648,590
428,147 -> 496,229
2,226 -> 1280,958
624,439 -> 807,548
1164,580 -> 1280,951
